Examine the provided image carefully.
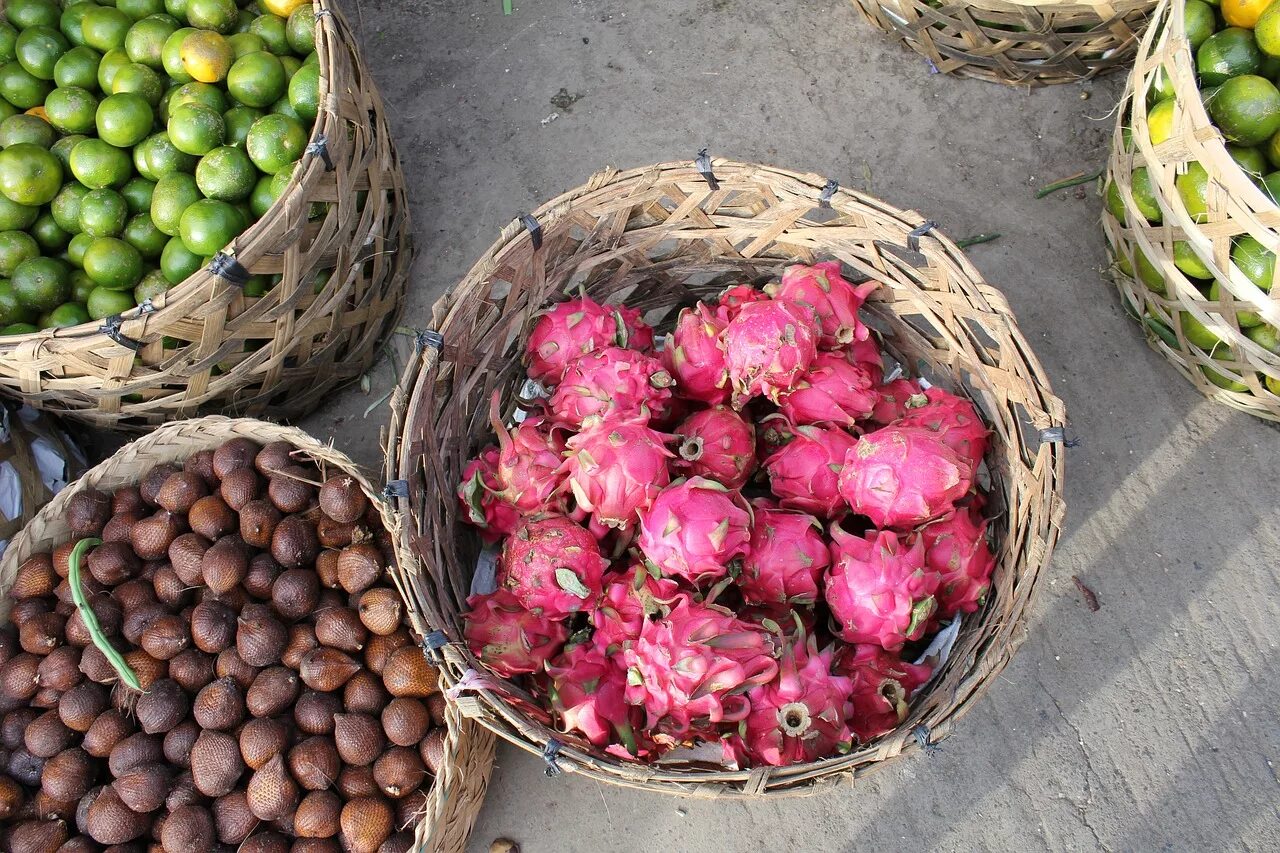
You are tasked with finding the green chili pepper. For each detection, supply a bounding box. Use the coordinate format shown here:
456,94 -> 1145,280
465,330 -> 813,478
68,537 -> 142,692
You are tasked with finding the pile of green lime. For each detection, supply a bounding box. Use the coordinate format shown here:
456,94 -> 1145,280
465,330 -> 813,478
0,0 -> 322,336
1105,0 -> 1280,396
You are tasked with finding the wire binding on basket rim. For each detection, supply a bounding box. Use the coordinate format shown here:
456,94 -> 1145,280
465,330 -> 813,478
0,416 -> 494,853
1101,0 -> 1280,420
850,0 -> 1156,86
384,158 -> 1067,797
0,0 -> 411,432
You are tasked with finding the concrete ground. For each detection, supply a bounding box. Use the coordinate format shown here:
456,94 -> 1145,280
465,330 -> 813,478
300,1 -> 1280,850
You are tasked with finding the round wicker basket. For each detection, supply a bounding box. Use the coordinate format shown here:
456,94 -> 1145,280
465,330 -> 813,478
852,0 -> 1154,86
0,416 -> 493,852
385,159 -> 1067,796
0,0 -> 410,432
1102,0 -> 1280,419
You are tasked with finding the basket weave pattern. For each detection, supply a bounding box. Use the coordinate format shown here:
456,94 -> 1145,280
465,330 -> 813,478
386,160 -> 1067,796
0,0 -> 411,431
1102,0 -> 1280,420
0,417 -> 493,852
852,0 -> 1154,86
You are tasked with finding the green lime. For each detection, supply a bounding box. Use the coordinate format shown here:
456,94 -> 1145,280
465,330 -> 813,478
79,187 -> 128,236
160,234 -> 199,282
248,14 -> 288,56
0,322 -> 38,334
1133,246 -> 1166,294
1103,179 -> 1125,225
0,101 -> 18,124
59,4 -> 96,49
248,172 -> 275,217
304,48 -> 318,67
161,26 -> 193,83
0,230 -> 39,276
0,112 -> 56,147
51,181 -> 89,233
69,268 -> 93,301
96,47 -> 130,91
179,197 -> 241,255
1228,143 -> 1268,180
222,104 -> 260,147
133,267 -> 168,301
268,94 -> 297,120
245,113 -> 304,175
150,171 -> 200,236
195,144 -> 254,201
83,235 -> 142,289
31,212 -> 68,251
16,25 -> 69,81
0,195 -> 38,230
1245,322 -> 1280,352
0,280 -> 33,326
169,80 -> 226,112
70,137 -> 132,189
226,51 -> 284,109
1129,167 -> 1161,222
164,0 -> 189,16
49,137 -> 83,172
285,5 -> 315,55
1232,234 -> 1275,291
136,131 -> 195,178
96,92 -> 154,147
43,86 -> 99,134
82,6 -> 132,52
232,9 -> 256,35
1185,0 -> 1215,51
7,0 -> 61,31
110,62 -> 163,105
1256,0 -> 1280,57
1173,240 -> 1213,279
1263,170 -> 1280,202
1209,75 -> 1280,146
120,175 -> 154,213
1197,28 -> 1261,86
0,143 -> 61,205
1176,161 -> 1210,223
0,24 -> 15,65
86,284 -> 134,318
53,45 -> 101,89
227,32 -> 265,58
278,54 -> 300,78
46,301 -> 89,328
187,0 -> 238,32
287,62 -> 317,123
168,102 -> 224,155
117,0 -> 166,21
1180,311 -> 1225,350
0,61 -> 52,109
1208,280 -> 1263,327
1203,363 -> 1251,392
123,211 -> 165,257
12,256 -> 70,311
66,231 -> 94,267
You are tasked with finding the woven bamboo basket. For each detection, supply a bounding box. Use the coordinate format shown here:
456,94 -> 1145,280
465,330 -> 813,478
852,0 -> 1154,85
385,158 -> 1068,796
0,416 -> 493,852
0,403 -> 84,553
1102,0 -> 1280,420
0,0 -> 410,432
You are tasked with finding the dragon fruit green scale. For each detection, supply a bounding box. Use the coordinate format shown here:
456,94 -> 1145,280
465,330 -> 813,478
824,527 -> 940,651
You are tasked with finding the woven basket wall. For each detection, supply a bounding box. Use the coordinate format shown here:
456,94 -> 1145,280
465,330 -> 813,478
1102,0 -> 1280,420
384,159 -> 1068,796
0,0 -> 411,432
0,403 -> 83,548
0,416 -> 493,852
852,0 -> 1154,86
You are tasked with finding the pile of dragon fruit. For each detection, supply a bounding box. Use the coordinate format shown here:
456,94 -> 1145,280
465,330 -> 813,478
455,261 -> 995,768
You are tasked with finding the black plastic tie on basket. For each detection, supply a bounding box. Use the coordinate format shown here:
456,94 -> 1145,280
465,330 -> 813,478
542,739 -> 564,777
307,134 -> 334,172
382,479 -> 409,500
138,298 -> 156,315
315,8 -> 332,18
819,179 -> 838,208
209,252 -> 251,288
912,725 -> 941,757
907,221 -> 937,253
519,213 -> 542,250
1039,427 -> 1080,448
414,328 -> 444,352
695,148 -> 719,190
421,630 -> 448,665
98,315 -> 141,352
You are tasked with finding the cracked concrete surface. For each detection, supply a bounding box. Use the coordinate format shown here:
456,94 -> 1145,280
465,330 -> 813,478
298,1 -> 1280,850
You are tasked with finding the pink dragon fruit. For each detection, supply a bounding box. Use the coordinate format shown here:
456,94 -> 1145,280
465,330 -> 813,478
497,517 -> 608,619
920,506 -> 995,619
762,423 -> 858,518
742,635 -> 854,766
549,346 -> 674,429
866,377 -> 926,425
545,640 -> 638,751
622,594 -> 779,739
738,503 -> 830,606
560,414 -> 675,533
636,477 -> 752,587
895,387 -> 989,473
824,527 -> 939,651
756,412 -> 796,459
844,337 -> 884,383
615,304 -> 656,351
838,425 -> 972,529
837,645 -> 932,743
721,299 -> 818,407
464,590 -> 569,677
776,352 -> 878,428
713,284 -> 769,323
525,297 -> 628,386
766,262 -> 878,348
662,303 -> 729,405
592,563 -> 682,654
456,445 -> 521,543
489,397 -> 569,517
672,406 -> 756,489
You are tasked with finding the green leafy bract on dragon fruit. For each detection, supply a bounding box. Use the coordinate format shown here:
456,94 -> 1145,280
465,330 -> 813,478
455,262 -> 997,769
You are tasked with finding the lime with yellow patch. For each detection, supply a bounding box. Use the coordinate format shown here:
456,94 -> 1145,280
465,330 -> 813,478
179,29 -> 232,83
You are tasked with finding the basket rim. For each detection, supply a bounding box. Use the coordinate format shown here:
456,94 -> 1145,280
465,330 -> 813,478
388,158 -> 1068,795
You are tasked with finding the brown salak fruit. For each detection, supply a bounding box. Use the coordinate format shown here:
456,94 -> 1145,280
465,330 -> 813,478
30,684 -> 61,709
267,466 -> 315,514
212,437 -> 260,479
202,535 -> 251,595
152,565 -> 191,610
112,763 -> 170,813
270,515 -> 319,570
237,604 -> 287,668
381,831 -> 416,853
25,710 -> 75,758
9,595 -> 50,630
165,771 -> 201,812
243,553 -> 282,599
41,747 -> 95,802
139,614 -> 190,661
50,540 -> 80,580
298,648 -> 361,692
340,797 -> 394,853
270,568 -> 320,622
64,594 -> 121,648
319,475 -> 368,524
213,789 -> 257,844
134,678 -> 188,734
245,666 -> 300,718
381,698 -> 431,748
240,830 -> 290,853
10,817 -> 69,852
239,717 -> 289,770
184,448 -> 219,488
12,554 -> 58,599
1,652 -> 41,700
58,682 -> 107,733
194,677 -> 246,731
57,834 -> 97,853
281,623 -> 318,670
364,629 -> 411,676
156,471 -> 209,514
130,511 -> 186,561
190,730 -> 244,797
215,647 -> 260,690
168,648 -> 215,693
112,486 -> 146,516
139,464 -> 180,507
294,690 -> 341,736
315,606 -> 367,654
84,786 -> 148,845
343,670 -> 389,716
246,754 -> 299,821
0,773 -> 21,818
7,745 -> 43,786
219,466 -> 261,511
160,804 -> 215,852
254,441 -> 294,476
19,612 -> 65,656
120,648 -> 166,690
86,541 -> 140,586
336,543 -> 383,595
288,735 -> 340,791
294,837 -> 343,853
77,645 -> 116,685
357,588 -> 403,637
188,495 -> 237,541
38,645 -> 82,692
382,646 -> 438,698
81,709 -> 131,758
107,733 -> 162,777
373,747 -> 426,799
191,598 -> 236,654
163,719 -> 199,768
101,511 -> 140,544
239,499 -> 282,550
67,489 -> 111,536
293,789 -> 342,838
333,713 -> 384,767
120,601 -> 165,646
3,707 -> 39,748
168,533 -> 210,587
420,726 -> 447,775
315,549 -> 341,589
316,515 -> 359,549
